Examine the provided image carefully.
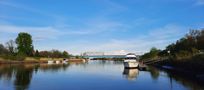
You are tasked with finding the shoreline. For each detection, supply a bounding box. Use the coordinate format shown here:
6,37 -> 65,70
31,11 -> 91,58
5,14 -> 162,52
0,57 -> 86,64
145,54 -> 204,82
151,63 -> 204,83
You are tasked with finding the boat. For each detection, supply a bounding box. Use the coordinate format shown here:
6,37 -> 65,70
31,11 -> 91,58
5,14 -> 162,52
56,60 -> 60,64
123,53 -> 139,69
48,60 -> 54,64
63,59 -> 68,64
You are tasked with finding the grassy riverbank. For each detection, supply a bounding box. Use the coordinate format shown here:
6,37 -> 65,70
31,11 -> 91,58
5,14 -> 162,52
0,57 -> 86,64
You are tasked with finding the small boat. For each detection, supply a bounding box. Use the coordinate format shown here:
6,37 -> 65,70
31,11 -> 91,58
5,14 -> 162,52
63,59 -> 68,64
48,60 -> 54,64
56,61 -> 60,64
123,53 -> 139,69
63,61 -> 67,64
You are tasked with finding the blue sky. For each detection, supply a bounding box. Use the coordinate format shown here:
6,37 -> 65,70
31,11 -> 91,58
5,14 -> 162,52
0,0 -> 204,55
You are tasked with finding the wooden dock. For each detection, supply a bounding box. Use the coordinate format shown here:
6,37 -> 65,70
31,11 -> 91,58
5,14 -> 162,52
138,62 -> 148,70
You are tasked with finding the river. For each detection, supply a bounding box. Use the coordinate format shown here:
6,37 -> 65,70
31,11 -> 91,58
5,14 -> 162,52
0,60 -> 203,90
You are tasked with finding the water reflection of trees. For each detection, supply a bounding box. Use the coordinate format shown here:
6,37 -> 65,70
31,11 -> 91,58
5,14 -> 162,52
0,65 -> 34,90
148,67 -> 204,90
0,64 -> 71,90
165,71 -> 204,90
0,65 -> 15,81
14,65 -> 34,90
148,66 -> 160,80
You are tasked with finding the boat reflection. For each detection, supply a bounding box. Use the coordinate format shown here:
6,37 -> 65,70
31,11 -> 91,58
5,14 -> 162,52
123,69 -> 139,80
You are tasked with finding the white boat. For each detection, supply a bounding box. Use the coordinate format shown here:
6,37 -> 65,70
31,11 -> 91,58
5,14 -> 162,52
48,60 -> 54,64
63,61 -> 67,64
123,53 -> 139,68
56,61 -> 60,64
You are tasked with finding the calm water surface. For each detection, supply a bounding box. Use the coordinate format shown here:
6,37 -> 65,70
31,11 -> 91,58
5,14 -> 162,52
0,61 -> 203,90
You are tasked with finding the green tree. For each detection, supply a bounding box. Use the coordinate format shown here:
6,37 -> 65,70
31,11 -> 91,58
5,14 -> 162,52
62,51 -> 69,58
51,50 -> 62,58
141,47 -> 161,60
16,32 -> 34,56
149,47 -> 160,58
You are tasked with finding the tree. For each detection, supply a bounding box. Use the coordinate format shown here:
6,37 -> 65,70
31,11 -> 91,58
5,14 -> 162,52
62,51 -> 69,58
16,32 -> 34,56
197,29 -> 204,50
0,44 -> 8,55
148,47 -> 160,58
35,50 -> 40,57
6,40 -> 16,55
51,50 -> 62,58
141,47 -> 161,60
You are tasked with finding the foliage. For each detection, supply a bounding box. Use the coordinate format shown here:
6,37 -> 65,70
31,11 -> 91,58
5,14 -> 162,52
16,32 -> 34,56
15,52 -> 26,61
75,55 -> 80,59
141,47 -> 161,60
0,32 -> 70,60
35,50 -> 40,57
62,51 -> 69,58
0,42 -> 24,60
37,50 -> 70,58
1,53 -> 26,61
165,29 -> 204,58
141,29 -> 204,61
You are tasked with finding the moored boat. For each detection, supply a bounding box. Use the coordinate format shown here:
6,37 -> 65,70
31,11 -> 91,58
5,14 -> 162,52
123,53 -> 139,69
48,60 -> 54,64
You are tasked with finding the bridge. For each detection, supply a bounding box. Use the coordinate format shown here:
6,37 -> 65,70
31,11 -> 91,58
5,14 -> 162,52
82,52 -> 126,59
83,55 -> 126,59
82,52 -> 141,60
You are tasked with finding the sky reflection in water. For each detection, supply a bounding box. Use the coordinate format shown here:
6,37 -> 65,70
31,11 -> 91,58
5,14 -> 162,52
0,61 -> 203,90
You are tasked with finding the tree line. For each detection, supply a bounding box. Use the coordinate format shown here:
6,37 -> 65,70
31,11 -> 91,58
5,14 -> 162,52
0,32 -> 71,60
35,50 -> 71,58
141,29 -> 204,60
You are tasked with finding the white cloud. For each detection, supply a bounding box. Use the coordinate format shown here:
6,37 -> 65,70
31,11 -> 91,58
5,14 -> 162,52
149,24 -> 188,39
0,24 -> 63,41
67,20 -> 126,35
0,18 -> 127,45
0,0 -> 196,55
57,24 -> 188,55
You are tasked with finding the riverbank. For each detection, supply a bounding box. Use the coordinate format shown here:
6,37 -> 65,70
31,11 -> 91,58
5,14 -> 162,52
0,57 -> 86,64
151,54 -> 204,82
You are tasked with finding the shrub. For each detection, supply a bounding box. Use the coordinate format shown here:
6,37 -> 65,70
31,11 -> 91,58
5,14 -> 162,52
15,52 -> 26,61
